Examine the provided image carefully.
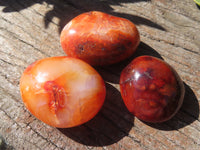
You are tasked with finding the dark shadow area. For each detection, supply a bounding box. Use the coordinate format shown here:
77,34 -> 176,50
58,83 -> 134,146
0,134 -> 14,150
0,135 -> 7,150
196,4 -> 200,10
0,0 -> 165,33
145,82 -> 199,130
96,42 -> 163,84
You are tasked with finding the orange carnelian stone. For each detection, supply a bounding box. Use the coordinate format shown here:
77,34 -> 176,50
60,11 -> 140,66
20,57 -> 106,128
120,56 -> 185,123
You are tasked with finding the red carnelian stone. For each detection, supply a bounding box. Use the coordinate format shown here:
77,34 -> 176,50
60,11 -> 140,66
120,56 -> 185,123
20,57 -> 106,128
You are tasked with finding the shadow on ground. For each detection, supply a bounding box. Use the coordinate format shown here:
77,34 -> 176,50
0,0 -> 165,32
58,83 -> 134,146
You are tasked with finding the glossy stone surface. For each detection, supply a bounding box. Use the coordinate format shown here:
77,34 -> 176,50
120,56 -> 185,123
20,57 -> 106,128
60,11 -> 140,66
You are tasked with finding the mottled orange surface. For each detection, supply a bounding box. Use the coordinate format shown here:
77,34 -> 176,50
60,11 -> 140,66
20,57 -> 106,128
120,56 -> 185,123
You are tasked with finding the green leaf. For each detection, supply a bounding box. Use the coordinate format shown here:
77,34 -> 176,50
194,0 -> 200,6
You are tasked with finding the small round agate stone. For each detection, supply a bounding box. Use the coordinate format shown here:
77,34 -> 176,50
60,11 -> 140,66
120,56 -> 185,123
